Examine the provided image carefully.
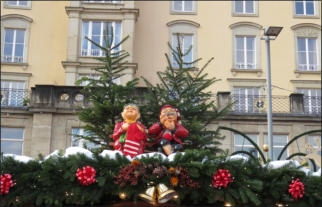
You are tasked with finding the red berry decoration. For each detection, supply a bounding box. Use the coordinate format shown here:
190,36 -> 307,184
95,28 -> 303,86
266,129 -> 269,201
288,178 -> 305,200
1,174 -> 14,195
75,166 -> 97,186
212,169 -> 233,188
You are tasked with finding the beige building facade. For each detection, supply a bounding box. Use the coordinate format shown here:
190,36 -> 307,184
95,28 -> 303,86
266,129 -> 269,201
1,1 -> 321,161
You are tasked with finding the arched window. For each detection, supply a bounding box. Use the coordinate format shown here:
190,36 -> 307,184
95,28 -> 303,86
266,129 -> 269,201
291,23 -> 321,72
167,20 -> 200,68
230,22 -> 262,70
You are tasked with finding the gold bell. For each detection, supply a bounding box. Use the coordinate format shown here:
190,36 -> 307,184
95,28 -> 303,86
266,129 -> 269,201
156,183 -> 176,204
138,186 -> 157,205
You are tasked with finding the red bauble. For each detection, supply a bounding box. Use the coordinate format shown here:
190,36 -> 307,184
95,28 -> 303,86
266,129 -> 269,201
212,169 -> 233,188
75,166 -> 97,186
1,174 -> 14,195
288,178 -> 305,200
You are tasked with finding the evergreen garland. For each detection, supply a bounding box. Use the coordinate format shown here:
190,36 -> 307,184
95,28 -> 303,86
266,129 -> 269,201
1,151 -> 321,207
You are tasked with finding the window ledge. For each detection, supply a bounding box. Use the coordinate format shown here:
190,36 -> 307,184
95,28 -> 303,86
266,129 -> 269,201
3,5 -> 31,10
82,2 -> 124,6
295,70 -> 321,77
170,11 -> 197,15
1,62 -> 28,67
231,69 -> 262,77
293,15 -> 320,19
232,13 -> 258,17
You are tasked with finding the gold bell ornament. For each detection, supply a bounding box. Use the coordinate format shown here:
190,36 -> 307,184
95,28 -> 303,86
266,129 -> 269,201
156,183 -> 176,204
138,183 -> 176,205
138,185 -> 157,205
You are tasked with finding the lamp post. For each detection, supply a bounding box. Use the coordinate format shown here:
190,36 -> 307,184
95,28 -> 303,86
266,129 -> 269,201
261,26 -> 283,160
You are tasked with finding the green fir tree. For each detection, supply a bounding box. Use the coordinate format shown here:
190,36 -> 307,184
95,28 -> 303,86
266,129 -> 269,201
141,34 -> 231,154
75,25 -> 138,152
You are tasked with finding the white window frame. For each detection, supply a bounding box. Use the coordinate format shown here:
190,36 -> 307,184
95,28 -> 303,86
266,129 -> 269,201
171,33 -> 194,68
2,28 -> 26,63
294,0 -> 316,16
81,21 -> 122,57
171,1 -> 196,13
234,0 -> 255,14
1,127 -> 24,155
234,36 -> 256,69
234,133 -> 259,157
264,134 -> 289,160
296,37 -> 319,71
4,1 -> 31,9
297,88 -> 321,114
83,0 -> 122,3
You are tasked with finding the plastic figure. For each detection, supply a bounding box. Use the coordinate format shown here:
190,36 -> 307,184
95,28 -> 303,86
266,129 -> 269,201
148,105 -> 189,155
113,104 -> 147,158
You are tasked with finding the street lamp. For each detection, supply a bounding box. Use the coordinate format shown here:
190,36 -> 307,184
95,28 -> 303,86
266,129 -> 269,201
261,26 -> 283,160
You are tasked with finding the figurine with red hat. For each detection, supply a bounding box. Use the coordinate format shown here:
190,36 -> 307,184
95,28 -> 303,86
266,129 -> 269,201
148,105 -> 189,155
113,104 -> 147,158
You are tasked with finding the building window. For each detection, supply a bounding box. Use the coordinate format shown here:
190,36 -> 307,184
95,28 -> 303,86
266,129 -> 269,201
2,29 -> 25,63
1,128 -> 24,155
1,80 -> 27,107
297,37 -> 319,71
81,21 -> 122,57
264,135 -> 288,160
295,0 -> 315,16
234,0 -> 255,14
83,0 -> 122,3
307,135 -> 321,171
297,88 -> 321,114
172,1 -> 194,12
172,33 -> 193,68
234,133 -> 258,157
71,128 -> 100,149
235,36 -> 256,69
233,87 -> 260,113
7,1 -> 27,6
4,1 -> 31,9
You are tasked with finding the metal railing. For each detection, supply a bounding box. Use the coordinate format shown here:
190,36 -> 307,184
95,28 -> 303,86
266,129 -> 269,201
231,95 -> 290,114
1,88 -> 30,107
303,96 -> 321,114
1,55 -> 24,63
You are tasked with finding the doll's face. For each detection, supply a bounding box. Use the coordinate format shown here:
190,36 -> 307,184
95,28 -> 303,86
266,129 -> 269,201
160,108 -> 177,122
122,105 -> 140,121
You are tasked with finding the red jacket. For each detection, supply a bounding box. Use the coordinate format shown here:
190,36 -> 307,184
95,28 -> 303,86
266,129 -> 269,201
148,122 -> 189,146
113,121 -> 147,157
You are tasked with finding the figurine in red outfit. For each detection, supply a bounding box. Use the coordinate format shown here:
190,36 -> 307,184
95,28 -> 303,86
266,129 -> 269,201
113,104 -> 147,158
148,105 -> 189,155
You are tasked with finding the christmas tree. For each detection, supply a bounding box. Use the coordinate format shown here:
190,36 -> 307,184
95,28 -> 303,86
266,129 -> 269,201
75,25 -> 138,152
141,34 -> 231,154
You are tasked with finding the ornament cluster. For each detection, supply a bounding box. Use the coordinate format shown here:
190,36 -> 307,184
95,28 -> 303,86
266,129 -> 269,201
114,160 -> 200,188
75,166 -> 97,186
1,174 -> 14,195
288,178 -> 305,200
212,169 -> 234,188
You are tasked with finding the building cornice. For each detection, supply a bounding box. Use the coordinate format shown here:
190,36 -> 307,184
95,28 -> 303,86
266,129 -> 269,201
291,23 -> 321,30
1,14 -> 33,23
1,72 -> 32,77
65,7 -> 139,20
167,19 -> 200,28
227,78 -> 266,83
61,60 -> 138,71
229,21 -> 262,29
